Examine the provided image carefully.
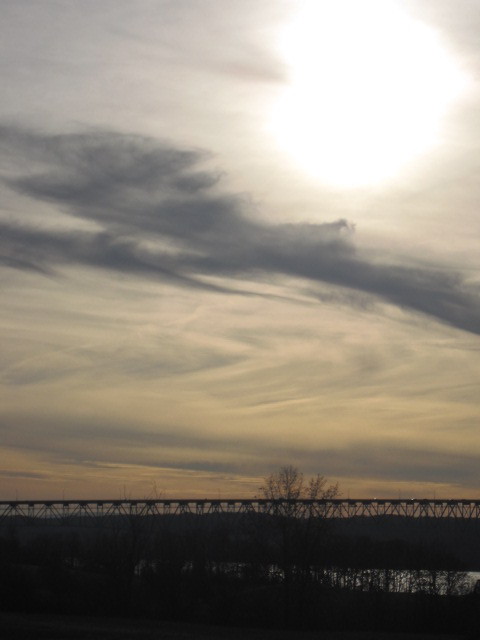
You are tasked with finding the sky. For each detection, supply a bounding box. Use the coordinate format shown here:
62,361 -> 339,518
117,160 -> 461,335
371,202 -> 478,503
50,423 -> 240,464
1,0 -> 479,500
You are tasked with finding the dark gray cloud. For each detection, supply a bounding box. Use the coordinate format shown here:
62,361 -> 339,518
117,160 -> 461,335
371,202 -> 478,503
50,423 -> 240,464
1,124 -> 479,335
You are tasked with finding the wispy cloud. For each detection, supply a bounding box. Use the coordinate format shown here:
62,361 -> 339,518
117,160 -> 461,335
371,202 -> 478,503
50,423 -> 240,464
1,125 -> 479,335
2,415 -> 479,490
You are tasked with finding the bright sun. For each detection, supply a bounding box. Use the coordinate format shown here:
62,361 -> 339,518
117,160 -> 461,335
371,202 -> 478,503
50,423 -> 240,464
271,0 -> 469,188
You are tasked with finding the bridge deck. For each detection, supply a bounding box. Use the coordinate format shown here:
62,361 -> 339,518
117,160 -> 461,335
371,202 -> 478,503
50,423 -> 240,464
1,498 -> 480,524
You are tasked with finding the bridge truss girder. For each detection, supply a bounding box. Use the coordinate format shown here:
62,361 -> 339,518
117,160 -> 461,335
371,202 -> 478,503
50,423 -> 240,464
1,498 -> 480,526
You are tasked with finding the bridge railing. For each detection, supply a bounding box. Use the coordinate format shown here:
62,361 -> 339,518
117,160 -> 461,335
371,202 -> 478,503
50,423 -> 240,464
2,498 -> 480,525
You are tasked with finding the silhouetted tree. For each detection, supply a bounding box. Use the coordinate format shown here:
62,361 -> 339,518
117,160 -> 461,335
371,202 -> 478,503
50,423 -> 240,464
260,465 -> 339,503
259,465 -> 339,627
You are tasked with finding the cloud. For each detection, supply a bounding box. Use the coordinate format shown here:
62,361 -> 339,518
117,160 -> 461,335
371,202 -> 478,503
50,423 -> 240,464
0,469 -> 47,480
1,124 -> 479,335
1,415 -> 479,490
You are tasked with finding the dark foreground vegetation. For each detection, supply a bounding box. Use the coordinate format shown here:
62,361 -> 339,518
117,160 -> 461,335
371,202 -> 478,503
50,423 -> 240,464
0,611 -> 467,640
1,511 -> 480,637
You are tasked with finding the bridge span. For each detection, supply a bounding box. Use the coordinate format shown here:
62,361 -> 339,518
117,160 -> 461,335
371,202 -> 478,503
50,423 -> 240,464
1,498 -> 480,525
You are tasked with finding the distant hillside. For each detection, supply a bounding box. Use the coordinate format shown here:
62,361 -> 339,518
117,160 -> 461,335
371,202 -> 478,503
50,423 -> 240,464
331,516 -> 480,569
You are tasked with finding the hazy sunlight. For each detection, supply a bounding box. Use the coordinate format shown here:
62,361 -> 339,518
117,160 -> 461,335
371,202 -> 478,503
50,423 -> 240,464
271,0 -> 468,187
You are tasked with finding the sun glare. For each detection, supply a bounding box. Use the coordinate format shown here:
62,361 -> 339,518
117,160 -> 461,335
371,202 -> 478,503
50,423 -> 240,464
271,0 -> 469,188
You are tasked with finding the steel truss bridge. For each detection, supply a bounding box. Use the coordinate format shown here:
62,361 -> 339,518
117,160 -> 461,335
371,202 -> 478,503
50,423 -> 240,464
1,498 -> 480,526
